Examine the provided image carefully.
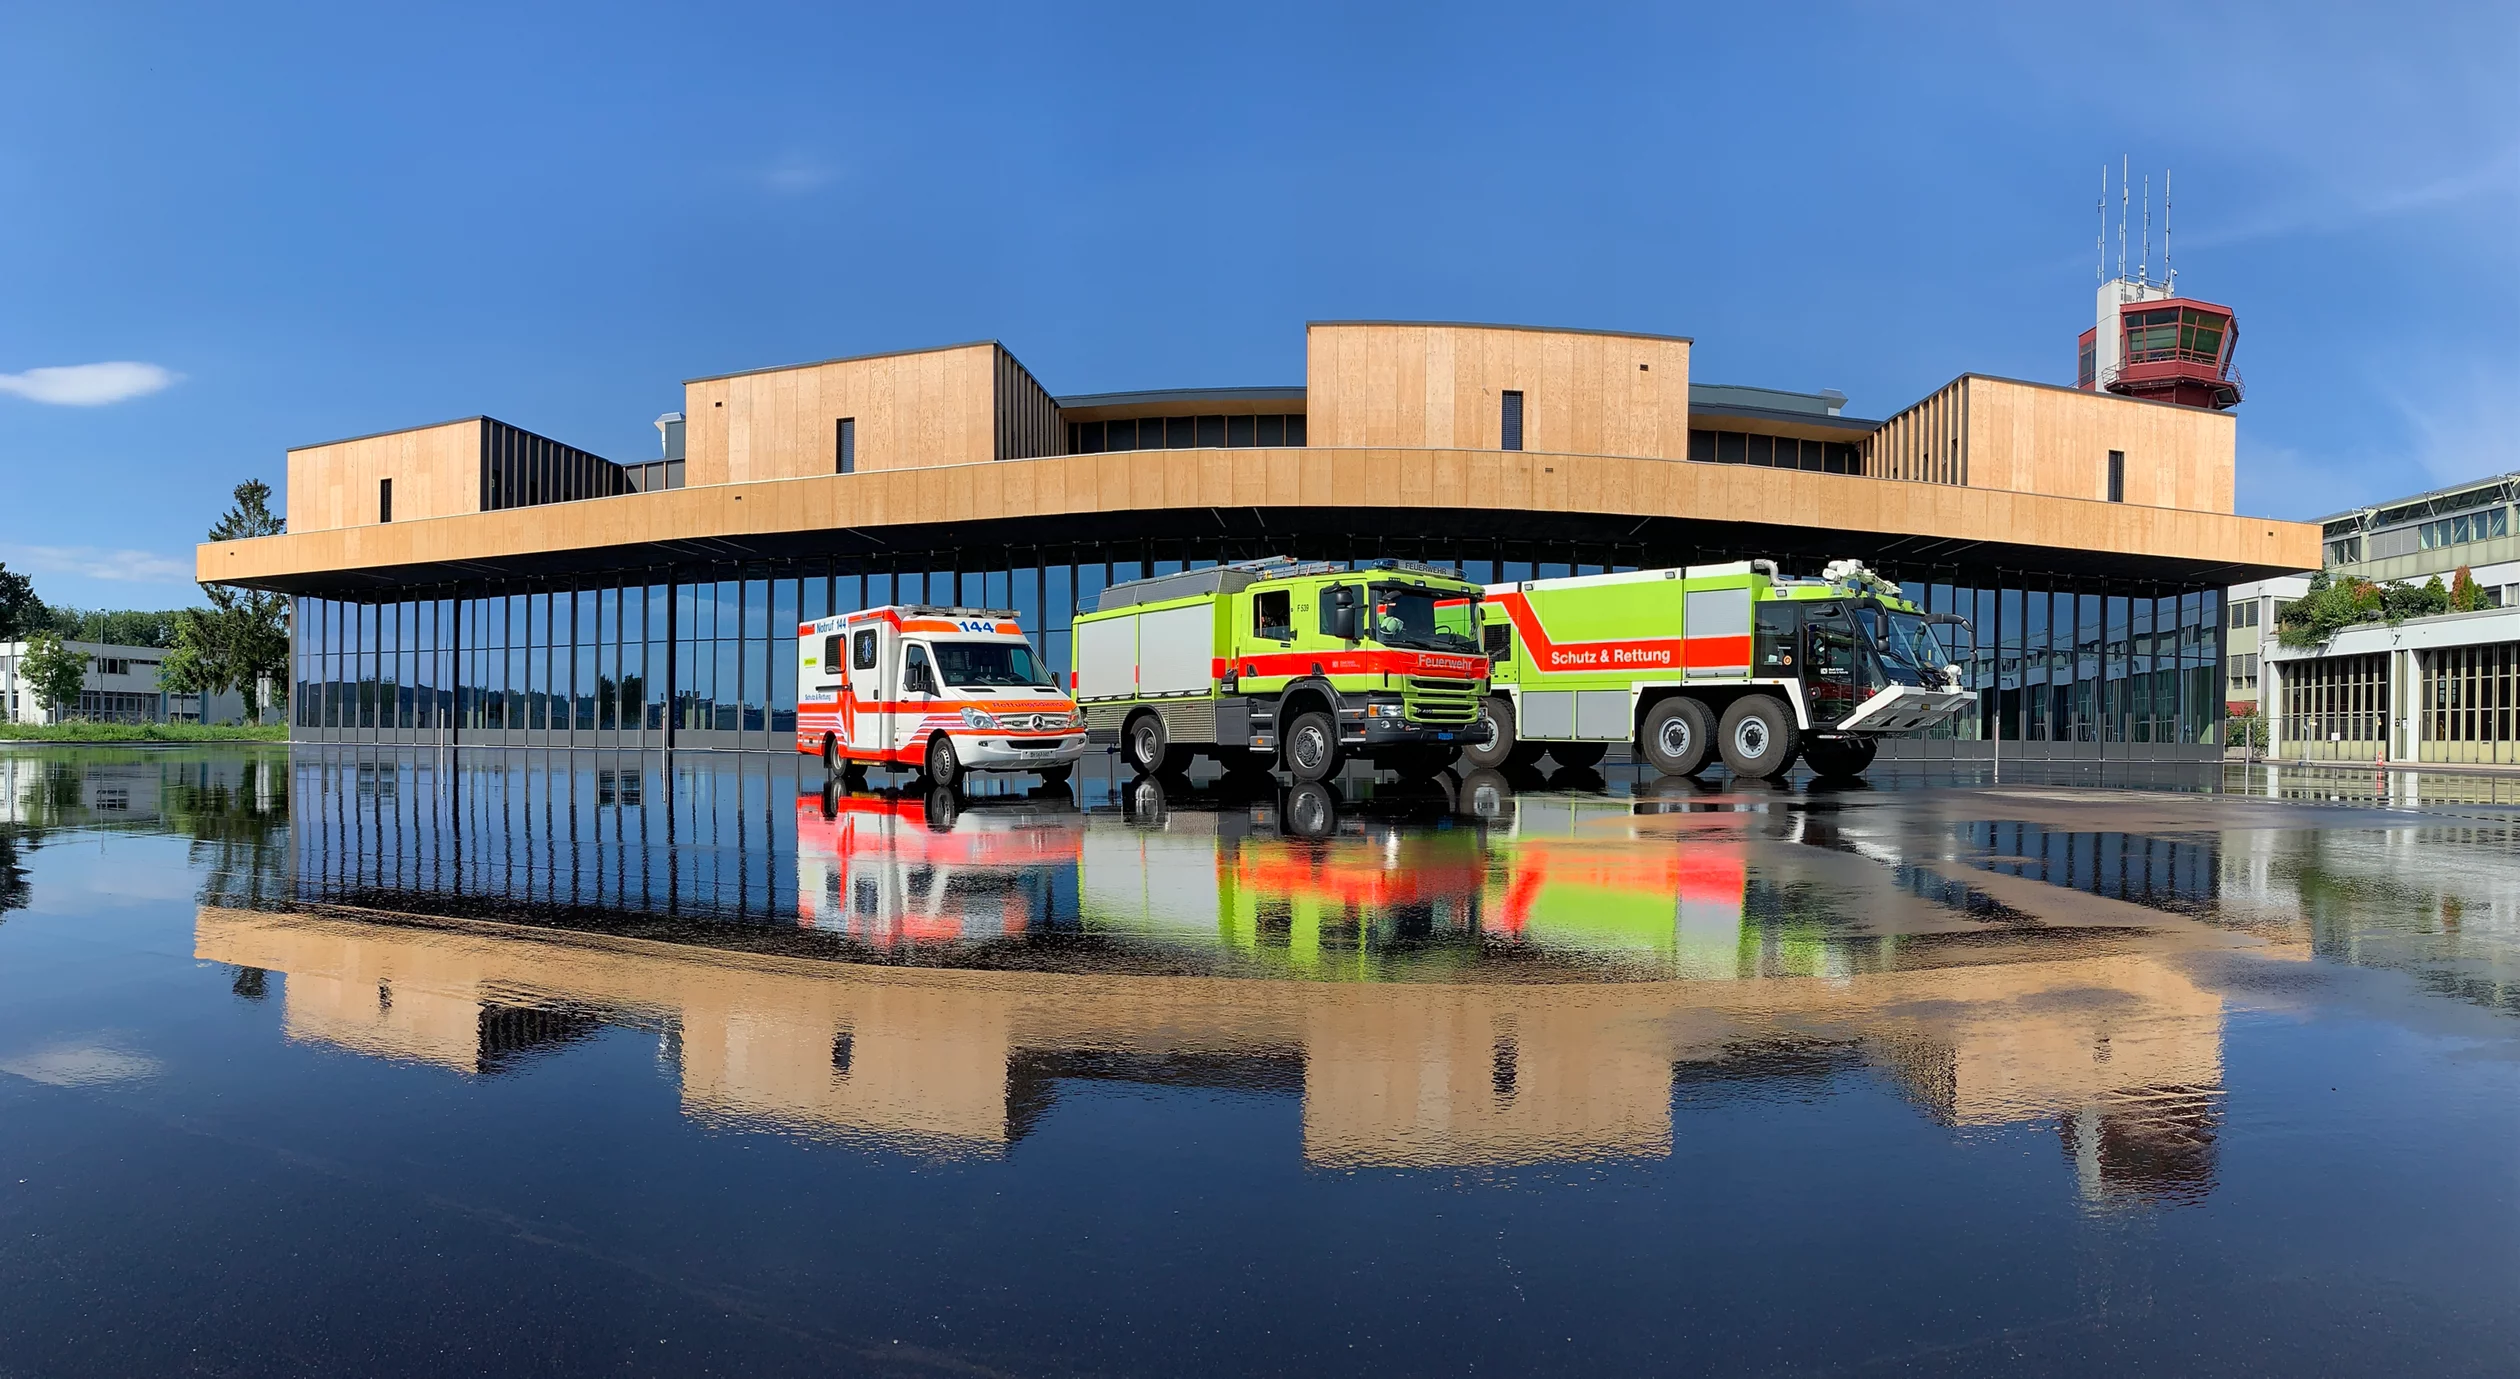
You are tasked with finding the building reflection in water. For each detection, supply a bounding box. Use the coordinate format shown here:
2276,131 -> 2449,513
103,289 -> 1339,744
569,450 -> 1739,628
208,747 -> 2282,1204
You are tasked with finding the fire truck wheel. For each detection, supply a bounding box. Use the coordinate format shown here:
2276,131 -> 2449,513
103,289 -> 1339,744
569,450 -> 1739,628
1802,736 -> 1877,778
1640,697 -> 1713,776
1465,697 -> 1519,770
1124,712 -> 1171,776
1285,781 -> 1338,838
1285,711 -> 1342,782
924,733 -> 965,789
1718,695 -> 1801,779
1547,741 -> 1607,770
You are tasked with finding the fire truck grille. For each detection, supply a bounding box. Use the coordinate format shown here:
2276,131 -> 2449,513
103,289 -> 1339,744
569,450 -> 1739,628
1403,677 -> 1481,725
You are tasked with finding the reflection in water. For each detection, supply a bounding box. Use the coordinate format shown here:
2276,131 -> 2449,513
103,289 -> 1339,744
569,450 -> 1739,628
0,747 -> 291,911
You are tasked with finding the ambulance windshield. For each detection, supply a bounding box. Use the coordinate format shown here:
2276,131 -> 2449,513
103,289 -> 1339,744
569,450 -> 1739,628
1368,584 -> 1479,654
930,640 -> 1055,689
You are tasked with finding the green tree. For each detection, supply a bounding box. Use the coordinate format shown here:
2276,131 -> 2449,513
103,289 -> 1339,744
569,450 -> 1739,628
2451,566 -> 2487,613
20,631 -> 92,719
38,606 -> 185,648
0,563 -> 39,640
168,481 -> 291,724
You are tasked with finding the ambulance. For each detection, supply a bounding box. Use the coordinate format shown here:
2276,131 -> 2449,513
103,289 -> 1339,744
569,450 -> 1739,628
795,782 -> 1085,949
796,605 -> 1088,788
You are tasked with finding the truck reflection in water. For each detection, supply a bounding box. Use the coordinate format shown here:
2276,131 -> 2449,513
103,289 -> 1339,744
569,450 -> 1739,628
212,766 -> 2245,1204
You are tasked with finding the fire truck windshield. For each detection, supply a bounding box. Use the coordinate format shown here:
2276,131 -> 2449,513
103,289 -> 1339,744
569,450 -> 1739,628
1368,584 -> 1479,654
1854,605 -> 1953,686
929,640 -> 1055,689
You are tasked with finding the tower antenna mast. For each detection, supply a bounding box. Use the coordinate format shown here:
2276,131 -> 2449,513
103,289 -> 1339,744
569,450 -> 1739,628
2165,168 -> 2175,296
2142,173 -> 2152,286
2096,165 -> 2107,282
2117,155 -> 2128,284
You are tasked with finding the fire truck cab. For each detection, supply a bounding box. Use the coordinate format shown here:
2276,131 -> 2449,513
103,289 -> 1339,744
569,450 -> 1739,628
796,604 -> 1087,788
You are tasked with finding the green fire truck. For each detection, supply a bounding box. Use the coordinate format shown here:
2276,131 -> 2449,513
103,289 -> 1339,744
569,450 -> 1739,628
1073,556 -> 1490,782
1468,559 -> 1971,779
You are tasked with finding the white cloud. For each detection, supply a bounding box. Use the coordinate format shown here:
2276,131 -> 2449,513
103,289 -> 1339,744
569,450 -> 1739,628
0,361 -> 180,406
0,543 -> 193,584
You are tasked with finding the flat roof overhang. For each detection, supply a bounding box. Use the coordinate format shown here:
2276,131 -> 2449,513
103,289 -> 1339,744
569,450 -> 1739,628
201,448 -> 2320,596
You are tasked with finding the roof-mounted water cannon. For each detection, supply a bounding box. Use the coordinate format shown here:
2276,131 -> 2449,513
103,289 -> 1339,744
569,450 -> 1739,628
1821,559 -> 1903,600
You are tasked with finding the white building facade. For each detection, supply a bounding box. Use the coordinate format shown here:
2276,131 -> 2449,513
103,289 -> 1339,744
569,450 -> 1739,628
0,640 -> 249,726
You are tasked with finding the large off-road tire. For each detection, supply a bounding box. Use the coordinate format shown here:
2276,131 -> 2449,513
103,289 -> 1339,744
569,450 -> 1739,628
1547,741 -> 1607,769
1638,696 -> 1713,777
1284,711 -> 1342,783
1717,695 -> 1801,779
923,733 -> 965,789
1465,697 -> 1519,770
1124,712 -> 1193,776
1801,735 -> 1878,778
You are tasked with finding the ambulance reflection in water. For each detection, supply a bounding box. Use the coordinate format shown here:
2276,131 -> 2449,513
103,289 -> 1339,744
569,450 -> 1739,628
795,782 -> 1084,949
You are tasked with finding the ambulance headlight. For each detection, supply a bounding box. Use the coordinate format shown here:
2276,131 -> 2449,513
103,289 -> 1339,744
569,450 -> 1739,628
959,708 -> 1000,730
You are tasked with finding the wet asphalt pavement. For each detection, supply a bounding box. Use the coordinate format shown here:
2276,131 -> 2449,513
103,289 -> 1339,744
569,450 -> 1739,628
1,744 -> 2515,1376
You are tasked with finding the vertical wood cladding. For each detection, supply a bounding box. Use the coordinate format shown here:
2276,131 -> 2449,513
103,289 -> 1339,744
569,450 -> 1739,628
1306,323 -> 1694,459
1867,376 -> 2234,511
478,419 -> 633,512
994,345 -> 1065,460
285,419 -> 485,532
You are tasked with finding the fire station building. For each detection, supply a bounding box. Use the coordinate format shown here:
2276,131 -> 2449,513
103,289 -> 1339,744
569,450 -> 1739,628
198,320 -> 2318,759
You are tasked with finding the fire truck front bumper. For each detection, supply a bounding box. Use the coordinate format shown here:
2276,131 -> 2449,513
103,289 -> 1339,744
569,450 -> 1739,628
1837,685 -> 1974,734
1341,697 -> 1493,748
953,732 -> 1091,770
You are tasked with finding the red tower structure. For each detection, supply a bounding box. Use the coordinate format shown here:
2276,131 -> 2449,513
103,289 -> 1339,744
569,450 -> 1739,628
2076,165 -> 2241,410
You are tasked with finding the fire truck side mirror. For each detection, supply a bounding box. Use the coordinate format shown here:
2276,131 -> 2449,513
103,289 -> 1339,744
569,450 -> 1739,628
1320,586 -> 1359,642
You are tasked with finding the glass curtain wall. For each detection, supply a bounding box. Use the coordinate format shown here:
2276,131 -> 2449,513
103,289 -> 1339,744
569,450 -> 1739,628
289,545 -> 2226,754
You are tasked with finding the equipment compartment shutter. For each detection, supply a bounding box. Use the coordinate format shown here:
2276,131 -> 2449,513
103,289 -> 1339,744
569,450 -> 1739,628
1522,691 -> 1575,739
1683,586 -> 1752,677
1075,616 -> 1138,700
1136,604 -> 1215,696
1575,691 -> 1628,739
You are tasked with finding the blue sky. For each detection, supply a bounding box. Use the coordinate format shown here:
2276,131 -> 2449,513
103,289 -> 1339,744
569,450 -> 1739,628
3,1 -> 2513,609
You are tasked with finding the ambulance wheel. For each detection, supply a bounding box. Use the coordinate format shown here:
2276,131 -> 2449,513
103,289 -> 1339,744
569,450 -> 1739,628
820,734 -> 837,771
1802,736 -> 1877,778
1640,696 -> 1713,776
1718,695 -> 1801,779
1465,697 -> 1519,770
1037,764 -> 1073,785
1284,711 -> 1342,783
1547,741 -> 1607,769
923,733 -> 965,790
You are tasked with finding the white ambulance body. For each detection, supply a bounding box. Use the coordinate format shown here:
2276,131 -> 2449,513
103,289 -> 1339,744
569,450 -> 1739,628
796,605 -> 1088,787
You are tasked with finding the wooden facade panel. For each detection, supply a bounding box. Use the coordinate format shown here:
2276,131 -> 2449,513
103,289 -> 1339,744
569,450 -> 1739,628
1307,323 -> 1694,461
284,419 -> 484,534
681,342 -> 1002,488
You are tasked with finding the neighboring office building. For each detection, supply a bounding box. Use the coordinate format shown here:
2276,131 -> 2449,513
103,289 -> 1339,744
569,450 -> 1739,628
2263,472 -> 2520,764
0,639 -> 248,726
2223,573 -> 2311,717
197,315 -> 2317,761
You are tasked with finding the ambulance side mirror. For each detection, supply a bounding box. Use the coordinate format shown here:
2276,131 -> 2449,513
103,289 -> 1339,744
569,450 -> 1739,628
1320,586 -> 1359,641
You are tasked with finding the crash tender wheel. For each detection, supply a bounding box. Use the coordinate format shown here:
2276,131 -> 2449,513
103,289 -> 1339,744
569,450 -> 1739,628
1717,695 -> 1800,779
1465,696 -> 1518,770
1639,696 -> 1713,777
1285,710 -> 1341,783
1802,736 -> 1877,778
924,732 -> 964,789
